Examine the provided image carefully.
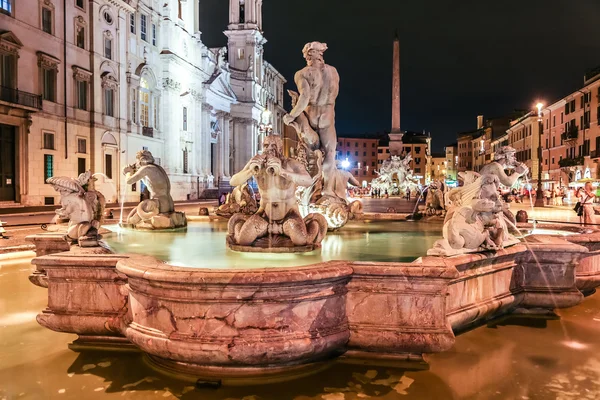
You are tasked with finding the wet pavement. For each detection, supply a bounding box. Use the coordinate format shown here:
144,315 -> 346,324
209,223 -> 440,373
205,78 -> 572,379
2,261 -> 600,399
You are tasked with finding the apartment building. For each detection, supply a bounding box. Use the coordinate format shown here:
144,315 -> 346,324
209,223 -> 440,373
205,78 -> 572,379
337,137 -> 379,184
541,67 -> 600,188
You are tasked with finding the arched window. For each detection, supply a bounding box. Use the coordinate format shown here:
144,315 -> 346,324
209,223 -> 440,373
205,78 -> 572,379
140,77 -> 150,127
239,0 -> 245,23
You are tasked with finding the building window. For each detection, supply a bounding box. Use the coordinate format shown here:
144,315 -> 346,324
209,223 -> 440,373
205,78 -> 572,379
0,53 -> 16,89
104,88 -> 114,116
237,48 -> 244,59
43,131 -> 55,149
183,149 -> 188,173
76,26 -> 85,49
76,79 -> 87,110
141,14 -> 147,42
355,151 -> 358,156
105,153 -> 113,179
78,157 -> 86,175
42,6 -> 53,34
44,154 -> 53,181
77,138 -> 86,153
75,0 -> 83,9
42,67 -> 57,102
104,37 -> 112,59
182,107 -> 187,131
239,0 -> 245,23
103,11 -> 113,24
140,88 -> 149,127
415,147 -> 421,154
131,89 -> 137,123
152,24 -> 156,46
153,97 -> 158,128
130,13 -> 136,33
0,0 -> 12,15
178,0 -> 182,19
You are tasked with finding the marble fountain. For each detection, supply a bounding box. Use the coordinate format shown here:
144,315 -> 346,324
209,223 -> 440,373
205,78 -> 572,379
26,42 -> 600,386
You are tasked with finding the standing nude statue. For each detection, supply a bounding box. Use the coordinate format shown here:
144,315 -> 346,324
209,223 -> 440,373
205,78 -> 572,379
283,42 -> 339,198
228,135 -> 327,248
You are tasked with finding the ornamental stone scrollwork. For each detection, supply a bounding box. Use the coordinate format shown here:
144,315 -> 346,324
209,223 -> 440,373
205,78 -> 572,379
103,30 -> 113,40
41,0 -> 55,9
162,77 -> 181,91
72,66 -> 92,82
202,103 -> 214,113
0,32 -> 23,56
36,51 -> 60,70
189,89 -> 203,102
101,72 -> 119,90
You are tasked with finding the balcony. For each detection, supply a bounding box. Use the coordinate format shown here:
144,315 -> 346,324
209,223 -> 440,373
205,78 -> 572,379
591,150 -> 600,159
142,126 -> 154,137
0,86 -> 42,110
561,126 -> 578,142
558,156 -> 584,168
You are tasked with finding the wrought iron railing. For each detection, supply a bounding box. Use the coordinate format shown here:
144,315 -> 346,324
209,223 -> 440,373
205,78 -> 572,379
561,127 -> 579,142
558,156 -> 584,168
0,86 -> 42,109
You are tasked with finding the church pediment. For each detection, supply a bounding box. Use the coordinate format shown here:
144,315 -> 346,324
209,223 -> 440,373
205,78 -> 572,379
0,31 -> 23,55
205,72 -> 237,101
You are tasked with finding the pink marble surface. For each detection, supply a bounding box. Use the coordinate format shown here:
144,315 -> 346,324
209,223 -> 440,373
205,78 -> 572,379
118,257 -> 353,369
25,230 -> 600,380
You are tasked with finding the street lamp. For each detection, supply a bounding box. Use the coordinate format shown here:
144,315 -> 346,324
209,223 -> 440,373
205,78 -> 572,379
341,158 -> 351,169
535,102 -> 545,207
259,109 -> 273,136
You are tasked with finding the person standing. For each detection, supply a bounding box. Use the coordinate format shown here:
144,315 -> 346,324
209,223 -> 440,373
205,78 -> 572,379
577,182 -> 596,227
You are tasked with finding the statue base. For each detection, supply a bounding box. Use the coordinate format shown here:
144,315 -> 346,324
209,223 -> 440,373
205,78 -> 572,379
120,211 -> 187,231
226,236 -> 319,253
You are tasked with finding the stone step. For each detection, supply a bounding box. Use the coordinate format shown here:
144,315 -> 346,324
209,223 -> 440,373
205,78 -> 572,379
0,202 -> 24,209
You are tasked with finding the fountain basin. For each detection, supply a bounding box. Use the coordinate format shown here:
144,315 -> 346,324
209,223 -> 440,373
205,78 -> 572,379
25,226 -> 600,384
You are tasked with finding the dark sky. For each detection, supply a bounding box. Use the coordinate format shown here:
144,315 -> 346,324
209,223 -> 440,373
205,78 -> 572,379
199,0 -> 600,152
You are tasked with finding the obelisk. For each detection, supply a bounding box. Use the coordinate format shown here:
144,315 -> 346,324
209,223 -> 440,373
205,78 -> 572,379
388,30 -> 404,156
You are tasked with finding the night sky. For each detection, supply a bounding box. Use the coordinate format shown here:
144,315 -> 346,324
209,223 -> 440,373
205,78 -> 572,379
199,0 -> 600,152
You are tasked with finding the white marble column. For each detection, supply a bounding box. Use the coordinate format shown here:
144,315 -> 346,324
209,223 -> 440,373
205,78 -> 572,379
201,104 -> 213,175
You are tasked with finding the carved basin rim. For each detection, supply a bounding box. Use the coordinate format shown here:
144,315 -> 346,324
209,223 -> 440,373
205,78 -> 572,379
116,255 -> 354,285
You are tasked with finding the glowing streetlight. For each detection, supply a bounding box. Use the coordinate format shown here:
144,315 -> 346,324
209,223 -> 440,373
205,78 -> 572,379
536,102 -> 544,122
341,158 -> 350,169
534,101 -> 545,207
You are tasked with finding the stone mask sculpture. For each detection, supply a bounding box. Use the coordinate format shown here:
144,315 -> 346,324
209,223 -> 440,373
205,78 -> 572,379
122,150 -> 186,230
46,170 -> 105,247
227,135 -> 328,252
283,42 -> 362,229
428,146 -> 528,256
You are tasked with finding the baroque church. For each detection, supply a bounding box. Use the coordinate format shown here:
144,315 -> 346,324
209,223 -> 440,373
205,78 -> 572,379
0,0 -> 285,206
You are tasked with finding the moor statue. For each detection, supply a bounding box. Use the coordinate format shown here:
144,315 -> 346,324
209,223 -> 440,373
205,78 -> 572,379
227,135 -> 328,250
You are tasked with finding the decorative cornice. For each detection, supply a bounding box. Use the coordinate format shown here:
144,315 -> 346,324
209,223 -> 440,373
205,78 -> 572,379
36,51 -> 60,70
72,66 -> 92,81
101,73 -> 119,90
162,77 -> 181,91
41,0 -> 55,9
106,0 -> 136,13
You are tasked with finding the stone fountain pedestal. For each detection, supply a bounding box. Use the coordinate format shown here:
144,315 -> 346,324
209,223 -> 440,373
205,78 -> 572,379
25,230 -> 600,384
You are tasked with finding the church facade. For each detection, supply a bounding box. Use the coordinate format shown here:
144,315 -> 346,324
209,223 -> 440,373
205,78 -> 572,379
0,0 -> 285,206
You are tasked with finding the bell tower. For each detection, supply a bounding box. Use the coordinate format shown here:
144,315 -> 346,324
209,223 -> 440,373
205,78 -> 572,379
228,0 -> 263,31
225,0 -> 265,96
225,0 -> 267,170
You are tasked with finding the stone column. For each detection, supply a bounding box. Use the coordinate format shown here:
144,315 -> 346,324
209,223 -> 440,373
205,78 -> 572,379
201,104 -> 213,176
162,77 -> 182,174
223,114 -> 232,176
